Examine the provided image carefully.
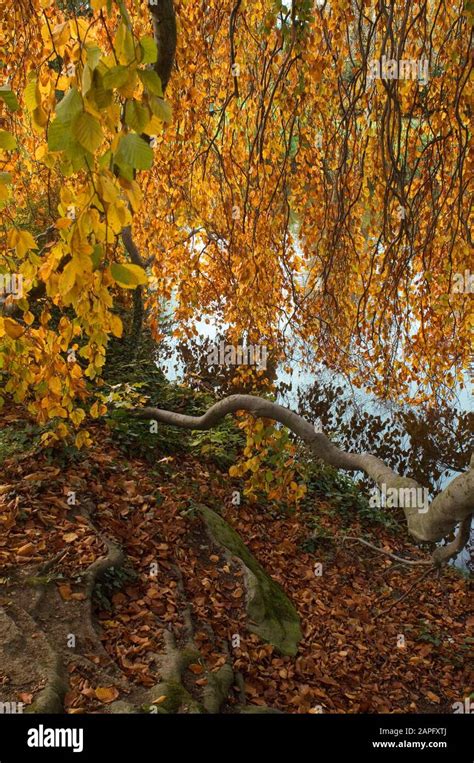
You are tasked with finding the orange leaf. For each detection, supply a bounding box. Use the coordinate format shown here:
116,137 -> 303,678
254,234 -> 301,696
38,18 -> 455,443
4,318 -> 25,339
58,584 -> 73,601
188,663 -> 204,675
17,543 -> 35,556
95,686 -> 119,703
18,692 -> 33,704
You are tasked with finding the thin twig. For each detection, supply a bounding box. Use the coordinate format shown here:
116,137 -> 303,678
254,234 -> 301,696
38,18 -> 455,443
377,566 -> 435,615
342,535 -> 432,566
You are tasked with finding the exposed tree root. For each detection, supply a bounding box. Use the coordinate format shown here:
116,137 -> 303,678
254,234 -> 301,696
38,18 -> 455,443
0,496 -> 133,713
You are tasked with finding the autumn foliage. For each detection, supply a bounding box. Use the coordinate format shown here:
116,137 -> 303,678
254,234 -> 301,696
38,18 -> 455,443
0,0 -> 472,444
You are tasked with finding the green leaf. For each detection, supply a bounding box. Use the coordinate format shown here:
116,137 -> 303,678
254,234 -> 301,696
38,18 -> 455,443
115,133 -> 153,170
56,87 -> 83,124
0,130 -> 17,150
114,159 -> 134,181
116,21 -> 136,65
150,96 -> 172,124
0,171 -> 12,183
463,0 -> 474,24
139,37 -> 158,64
103,64 -> 130,90
98,148 -> 113,169
110,262 -> 148,288
72,112 -> 103,153
0,86 -> 19,112
125,100 -> 149,133
68,148 -> 92,173
86,44 -> 102,70
48,119 -> 73,152
138,69 -> 163,97
90,71 -> 113,109
82,65 -> 93,95
91,244 -> 103,270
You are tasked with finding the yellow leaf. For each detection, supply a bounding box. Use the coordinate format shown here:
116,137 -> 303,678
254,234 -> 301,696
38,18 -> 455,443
70,409 -> 86,426
142,115 -> 164,136
8,229 -> 38,258
110,314 -> 123,337
17,230 -> 38,257
49,376 -> 62,395
110,262 -> 148,288
75,430 -> 92,449
59,260 -> 80,295
123,180 -> 143,212
56,218 -> 73,230
106,201 -> 131,233
55,422 -> 69,438
4,318 -> 24,339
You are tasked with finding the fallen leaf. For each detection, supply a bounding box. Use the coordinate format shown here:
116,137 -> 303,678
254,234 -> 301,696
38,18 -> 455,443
17,543 -> 34,556
95,686 -> 119,703
151,695 -> 167,704
58,584 -> 72,601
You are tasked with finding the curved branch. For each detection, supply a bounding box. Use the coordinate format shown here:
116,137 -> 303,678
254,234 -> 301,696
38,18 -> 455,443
122,226 -> 146,268
132,394 -> 474,554
431,514 -> 472,567
341,536 -> 432,566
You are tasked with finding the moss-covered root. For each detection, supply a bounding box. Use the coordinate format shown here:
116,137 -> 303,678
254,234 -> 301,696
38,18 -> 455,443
147,680 -> 203,714
202,663 -> 234,713
28,657 -> 67,714
147,631 -> 205,713
198,505 -> 302,656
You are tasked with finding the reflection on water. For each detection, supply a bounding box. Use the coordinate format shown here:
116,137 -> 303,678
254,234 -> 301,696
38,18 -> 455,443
155,316 -> 473,574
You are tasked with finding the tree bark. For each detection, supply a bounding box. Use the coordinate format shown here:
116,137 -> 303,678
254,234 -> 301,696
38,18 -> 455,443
148,0 -> 177,92
120,1 -> 177,351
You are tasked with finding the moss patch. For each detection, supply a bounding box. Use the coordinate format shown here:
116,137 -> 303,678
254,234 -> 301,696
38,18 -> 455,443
198,505 -> 302,656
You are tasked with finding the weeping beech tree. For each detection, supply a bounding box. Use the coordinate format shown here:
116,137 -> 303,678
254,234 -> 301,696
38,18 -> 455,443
0,3 -> 472,560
